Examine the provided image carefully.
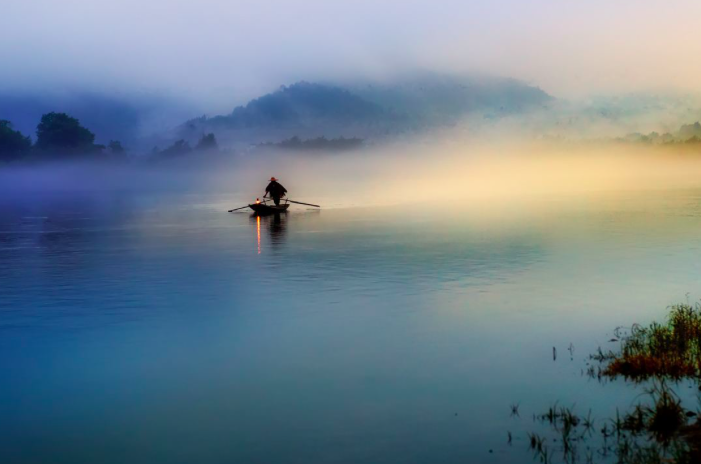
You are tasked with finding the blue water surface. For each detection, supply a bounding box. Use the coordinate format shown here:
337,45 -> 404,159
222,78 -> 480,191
3,190 -> 701,463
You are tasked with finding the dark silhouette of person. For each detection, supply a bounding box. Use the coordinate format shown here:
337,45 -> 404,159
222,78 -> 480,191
264,177 -> 287,206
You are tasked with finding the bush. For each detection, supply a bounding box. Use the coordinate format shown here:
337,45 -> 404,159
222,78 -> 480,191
35,112 -> 101,156
0,120 -> 32,162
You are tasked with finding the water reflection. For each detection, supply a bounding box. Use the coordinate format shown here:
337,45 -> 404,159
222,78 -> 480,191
250,212 -> 288,253
9,191 -> 701,464
256,215 -> 261,254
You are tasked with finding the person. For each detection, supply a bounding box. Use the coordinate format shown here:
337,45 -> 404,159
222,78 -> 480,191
264,177 -> 287,206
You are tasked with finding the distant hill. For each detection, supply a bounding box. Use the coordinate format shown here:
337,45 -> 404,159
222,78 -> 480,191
0,74 -> 555,156
178,76 -> 553,148
178,82 -> 390,147
346,73 -> 553,124
205,82 -> 386,129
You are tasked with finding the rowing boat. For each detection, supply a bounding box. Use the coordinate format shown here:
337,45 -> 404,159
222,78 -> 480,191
228,198 -> 319,213
248,202 -> 289,215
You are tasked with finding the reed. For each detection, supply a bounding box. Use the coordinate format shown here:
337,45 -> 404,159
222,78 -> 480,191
597,304 -> 701,380
516,302 -> 701,463
527,384 -> 698,464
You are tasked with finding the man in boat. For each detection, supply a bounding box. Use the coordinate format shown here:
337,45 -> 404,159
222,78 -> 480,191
264,177 -> 287,206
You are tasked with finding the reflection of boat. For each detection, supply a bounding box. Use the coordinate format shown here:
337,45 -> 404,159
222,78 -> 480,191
251,209 -> 288,253
248,202 -> 289,215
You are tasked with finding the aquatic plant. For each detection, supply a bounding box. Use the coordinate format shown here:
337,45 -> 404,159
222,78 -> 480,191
598,304 -> 701,381
516,302 -> 701,463
524,383 -> 699,463
510,402 -> 521,417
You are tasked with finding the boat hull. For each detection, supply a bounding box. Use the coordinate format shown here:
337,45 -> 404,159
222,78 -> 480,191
248,203 -> 289,215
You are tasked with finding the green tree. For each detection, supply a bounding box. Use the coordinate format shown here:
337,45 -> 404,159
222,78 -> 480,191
195,133 -> 218,152
104,140 -> 129,162
0,120 -> 32,162
35,112 -> 100,156
156,139 -> 192,159
108,140 -> 125,154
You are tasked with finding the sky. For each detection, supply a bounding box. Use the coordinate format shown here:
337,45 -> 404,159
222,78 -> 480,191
3,0 -> 701,109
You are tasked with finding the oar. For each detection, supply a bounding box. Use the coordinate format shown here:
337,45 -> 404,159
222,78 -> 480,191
287,199 -> 321,208
228,205 -> 250,212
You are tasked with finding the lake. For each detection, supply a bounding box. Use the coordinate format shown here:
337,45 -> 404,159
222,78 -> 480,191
3,188 -> 701,463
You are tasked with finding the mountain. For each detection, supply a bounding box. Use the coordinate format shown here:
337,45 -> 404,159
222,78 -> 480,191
178,82 -> 392,148
345,73 -> 553,124
0,74 -> 555,156
178,76 -> 553,148
206,82 -> 385,128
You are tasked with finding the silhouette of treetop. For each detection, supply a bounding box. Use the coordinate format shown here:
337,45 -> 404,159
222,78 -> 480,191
35,112 -> 98,153
0,120 -> 32,162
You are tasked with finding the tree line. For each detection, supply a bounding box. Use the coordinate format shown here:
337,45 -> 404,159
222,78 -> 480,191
0,112 -> 127,163
0,112 -> 219,164
258,135 -> 363,151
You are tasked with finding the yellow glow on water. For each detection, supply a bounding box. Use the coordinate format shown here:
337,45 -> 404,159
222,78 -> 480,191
207,137 -> 701,211
257,215 -> 261,255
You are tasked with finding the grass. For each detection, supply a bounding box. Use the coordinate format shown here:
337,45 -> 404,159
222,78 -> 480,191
597,303 -> 701,380
527,383 -> 699,463
517,302 -> 701,463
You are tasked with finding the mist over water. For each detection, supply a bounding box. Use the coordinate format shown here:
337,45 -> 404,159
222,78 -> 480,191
4,165 -> 701,463
6,134 -> 701,212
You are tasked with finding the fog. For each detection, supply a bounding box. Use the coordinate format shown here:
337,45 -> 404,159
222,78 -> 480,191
5,134 -> 701,216
247,139 -> 701,208
5,0 -> 701,207
3,0 -> 701,109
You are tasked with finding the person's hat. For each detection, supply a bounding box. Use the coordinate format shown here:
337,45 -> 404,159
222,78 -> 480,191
270,177 -> 277,181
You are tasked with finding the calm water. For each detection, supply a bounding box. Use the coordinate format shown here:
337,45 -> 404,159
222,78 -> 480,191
3,189 -> 701,463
